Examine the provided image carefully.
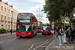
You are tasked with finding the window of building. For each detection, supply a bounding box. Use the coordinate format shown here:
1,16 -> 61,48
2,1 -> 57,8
5,16 -> 6,21
1,6 -> 3,11
5,8 -> 6,12
8,17 -> 10,23
11,11 -> 13,14
8,25 -> 10,30
11,18 -> 12,21
1,15 -> 3,21
5,25 -> 7,30
14,25 -> 15,29
1,25 -> 3,28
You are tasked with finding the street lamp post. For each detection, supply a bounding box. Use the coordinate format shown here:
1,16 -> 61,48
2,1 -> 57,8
11,11 -> 13,34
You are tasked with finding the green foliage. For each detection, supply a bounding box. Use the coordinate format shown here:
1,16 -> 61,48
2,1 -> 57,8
73,8 -> 75,13
55,20 -> 58,25
43,0 -> 66,23
55,20 -> 62,26
66,20 -> 69,22
65,23 -> 70,26
43,0 -> 75,25
72,19 -> 75,22
0,28 -> 6,33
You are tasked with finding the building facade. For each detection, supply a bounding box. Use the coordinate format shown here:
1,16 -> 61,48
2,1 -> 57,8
0,1 -> 19,31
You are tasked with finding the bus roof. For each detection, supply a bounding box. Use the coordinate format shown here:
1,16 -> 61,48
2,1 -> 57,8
18,12 -> 33,14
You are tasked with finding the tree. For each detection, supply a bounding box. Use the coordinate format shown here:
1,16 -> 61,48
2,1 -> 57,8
43,0 -> 75,27
43,0 -> 66,23
63,0 -> 75,27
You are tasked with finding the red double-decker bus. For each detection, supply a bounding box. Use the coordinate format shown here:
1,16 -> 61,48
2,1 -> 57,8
42,24 -> 52,34
16,13 -> 37,37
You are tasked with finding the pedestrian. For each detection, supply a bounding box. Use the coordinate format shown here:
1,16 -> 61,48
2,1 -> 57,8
57,29 -> 63,46
67,27 -> 71,43
62,28 -> 67,43
71,27 -> 75,42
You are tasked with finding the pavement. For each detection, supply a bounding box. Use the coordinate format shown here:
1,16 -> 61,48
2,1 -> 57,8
0,32 -> 16,36
46,31 -> 75,50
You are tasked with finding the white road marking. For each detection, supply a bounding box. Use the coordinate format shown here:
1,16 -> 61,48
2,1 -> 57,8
0,41 -> 4,44
28,39 -> 51,50
46,39 -> 50,42
33,43 -> 48,50
28,44 -> 34,50
41,46 -> 46,47
30,44 -> 34,49
4,38 -> 16,42
0,38 -> 16,44
28,41 -> 46,50
34,42 -> 45,44
33,40 -> 52,50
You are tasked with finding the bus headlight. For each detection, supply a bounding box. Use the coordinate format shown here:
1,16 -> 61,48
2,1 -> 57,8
28,33 -> 31,35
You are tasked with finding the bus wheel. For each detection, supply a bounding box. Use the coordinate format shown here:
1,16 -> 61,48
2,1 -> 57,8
36,33 -> 37,35
35,33 -> 37,36
42,34 -> 44,35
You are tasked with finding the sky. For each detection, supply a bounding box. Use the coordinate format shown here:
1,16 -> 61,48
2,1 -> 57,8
2,0 -> 49,23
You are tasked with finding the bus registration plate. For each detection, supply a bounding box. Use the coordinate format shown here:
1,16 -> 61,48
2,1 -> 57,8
22,36 -> 25,37
46,33 -> 48,34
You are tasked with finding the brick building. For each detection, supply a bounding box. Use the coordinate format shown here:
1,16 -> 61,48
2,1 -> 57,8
0,0 -> 19,31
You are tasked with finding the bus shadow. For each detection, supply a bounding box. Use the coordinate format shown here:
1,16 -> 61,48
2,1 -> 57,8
16,37 -> 33,39
17,34 -> 37,39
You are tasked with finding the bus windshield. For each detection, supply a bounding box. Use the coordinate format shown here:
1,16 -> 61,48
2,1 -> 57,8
18,20 -> 31,23
43,25 -> 51,31
18,13 -> 31,19
17,24 -> 31,32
